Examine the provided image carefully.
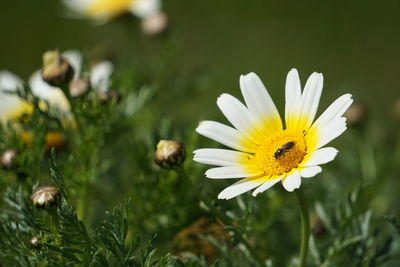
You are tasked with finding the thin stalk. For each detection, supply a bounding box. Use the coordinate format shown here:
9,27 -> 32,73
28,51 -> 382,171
175,167 -> 264,266
295,188 -> 310,267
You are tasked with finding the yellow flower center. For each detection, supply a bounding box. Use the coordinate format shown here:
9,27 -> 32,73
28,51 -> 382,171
87,0 -> 136,17
254,129 -> 307,176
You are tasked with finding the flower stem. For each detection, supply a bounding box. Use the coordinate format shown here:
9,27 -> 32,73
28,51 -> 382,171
295,188 -> 310,267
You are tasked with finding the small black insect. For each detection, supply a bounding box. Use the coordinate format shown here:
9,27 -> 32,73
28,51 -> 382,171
274,141 -> 295,159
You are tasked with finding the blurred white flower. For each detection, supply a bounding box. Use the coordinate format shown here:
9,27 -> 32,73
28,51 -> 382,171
141,11 -> 168,35
0,71 -> 33,124
90,61 -> 114,92
63,0 -> 161,22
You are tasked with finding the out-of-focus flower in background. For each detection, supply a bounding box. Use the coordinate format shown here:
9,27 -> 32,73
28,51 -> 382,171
62,50 -> 114,97
62,0 -> 167,34
194,69 -> 353,199
0,71 -> 34,124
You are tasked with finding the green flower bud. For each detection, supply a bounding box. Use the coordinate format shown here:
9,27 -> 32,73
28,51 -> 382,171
154,140 -> 186,169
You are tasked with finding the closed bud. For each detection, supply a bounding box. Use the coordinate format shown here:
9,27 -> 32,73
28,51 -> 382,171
42,50 -> 74,87
310,213 -> 328,238
29,236 -> 41,249
97,90 -> 121,103
141,11 -> 169,36
344,101 -> 367,126
1,149 -> 18,169
154,140 -> 186,169
31,185 -> 60,208
69,77 -> 90,98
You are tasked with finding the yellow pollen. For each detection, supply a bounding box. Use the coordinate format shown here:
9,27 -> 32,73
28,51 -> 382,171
254,129 -> 307,176
87,0 -> 136,17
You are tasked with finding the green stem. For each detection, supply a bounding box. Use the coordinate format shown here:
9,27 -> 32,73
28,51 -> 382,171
176,167 -> 264,266
295,188 -> 310,267
77,180 -> 90,222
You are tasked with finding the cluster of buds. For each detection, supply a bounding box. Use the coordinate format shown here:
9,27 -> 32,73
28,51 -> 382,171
30,185 -> 60,208
42,50 -> 74,87
154,140 -> 186,169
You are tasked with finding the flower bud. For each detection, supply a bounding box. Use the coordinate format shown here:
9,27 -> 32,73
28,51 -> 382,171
31,185 -> 60,208
29,236 -> 41,249
310,213 -> 328,238
69,77 -> 90,98
1,149 -> 18,169
97,90 -> 121,103
42,50 -> 74,87
154,140 -> 186,169
344,101 -> 367,126
141,11 -> 169,36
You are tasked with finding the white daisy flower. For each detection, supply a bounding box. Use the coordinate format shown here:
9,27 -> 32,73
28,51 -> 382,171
90,61 -> 114,92
63,0 -> 161,22
29,70 -> 74,127
194,69 -> 353,200
0,71 -> 33,124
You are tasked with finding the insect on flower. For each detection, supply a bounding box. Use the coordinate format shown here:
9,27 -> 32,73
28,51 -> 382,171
274,141 -> 295,159
193,69 -> 353,199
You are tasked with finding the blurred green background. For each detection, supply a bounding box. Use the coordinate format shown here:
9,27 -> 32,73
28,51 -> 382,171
1,0 -> 399,125
1,0 -> 400,265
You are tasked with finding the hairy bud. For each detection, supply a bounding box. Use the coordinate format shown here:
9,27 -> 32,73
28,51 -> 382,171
1,149 -> 18,169
154,140 -> 186,169
29,236 -> 41,249
97,90 -> 121,103
42,50 -> 74,87
31,185 -> 60,208
344,101 -> 367,126
69,77 -> 90,98
141,11 -> 168,36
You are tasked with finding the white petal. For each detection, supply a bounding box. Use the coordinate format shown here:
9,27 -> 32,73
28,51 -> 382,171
252,176 -> 282,196
239,72 -> 282,133
298,72 -> 324,130
303,147 -> 338,167
282,170 -> 301,192
300,166 -> 322,178
315,117 -> 347,149
193,148 -> 254,167
218,177 -> 265,200
62,0 -> 88,13
205,166 -> 262,179
90,61 -> 113,92
130,0 -> 160,18
196,120 -> 258,153
62,50 -> 82,79
217,93 -> 263,144
310,94 -> 353,131
0,71 -> 23,91
29,71 -> 71,114
285,68 -> 302,129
